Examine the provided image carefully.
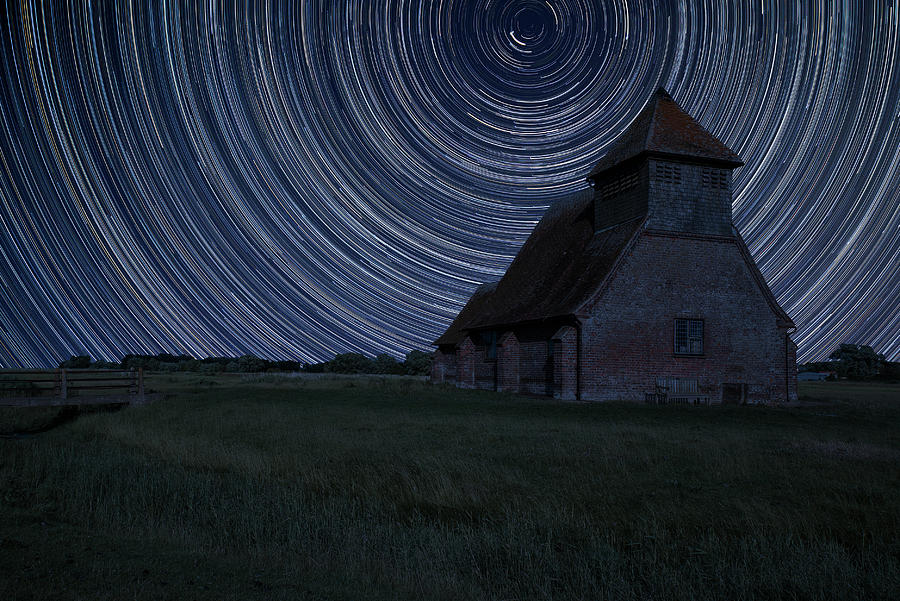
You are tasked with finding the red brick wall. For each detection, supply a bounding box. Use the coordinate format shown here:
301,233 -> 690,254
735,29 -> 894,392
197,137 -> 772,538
785,335 -> 799,402
474,357 -> 497,390
431,347 -> 457,384
579,232 -> 796,403
441,328 -> 555,394
455,335 -> 498,391
518,338 -> 551,395
552,326 -> 577,400
497,332 -> 520,392
456,336 -> 476,389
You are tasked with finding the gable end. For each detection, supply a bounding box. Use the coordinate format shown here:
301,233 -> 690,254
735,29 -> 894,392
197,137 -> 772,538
733,228 -> 795,327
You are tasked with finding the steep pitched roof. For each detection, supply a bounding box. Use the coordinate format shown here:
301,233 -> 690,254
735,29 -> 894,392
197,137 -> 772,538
589,88 -> 743,177
434,190 -> 644,344
434,281 -> 498,346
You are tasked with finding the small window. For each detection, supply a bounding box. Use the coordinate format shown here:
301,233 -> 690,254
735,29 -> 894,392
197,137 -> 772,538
674,319 -> 703,355
483,331 -> 498,361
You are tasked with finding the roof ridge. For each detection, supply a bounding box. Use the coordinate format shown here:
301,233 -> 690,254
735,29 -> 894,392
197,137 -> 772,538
642,91 -> 661,157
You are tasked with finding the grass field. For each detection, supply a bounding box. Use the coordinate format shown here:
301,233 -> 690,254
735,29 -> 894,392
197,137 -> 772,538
1,375 -> 898,600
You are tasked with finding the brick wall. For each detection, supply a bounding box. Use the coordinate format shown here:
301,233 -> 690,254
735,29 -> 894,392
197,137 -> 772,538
456,336 -> 476,389
552,326 -> 577,400
580,232 -> 795,402
785,335 -> 799,402
442,327 -> 558,394
517,330 -> 553,395
455,335 -> 498,391
431,347 -> 457,384
474,357 -> 497,390
497,332 -> 520,392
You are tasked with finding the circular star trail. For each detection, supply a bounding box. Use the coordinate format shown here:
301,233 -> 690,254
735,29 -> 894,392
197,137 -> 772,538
1,1 -> 898,367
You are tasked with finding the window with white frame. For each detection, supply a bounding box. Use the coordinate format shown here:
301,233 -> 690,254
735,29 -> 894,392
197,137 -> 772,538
674,319 -> 703,355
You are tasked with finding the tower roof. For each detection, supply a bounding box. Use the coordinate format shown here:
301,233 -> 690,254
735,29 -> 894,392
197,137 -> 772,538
588,88 -> 743,178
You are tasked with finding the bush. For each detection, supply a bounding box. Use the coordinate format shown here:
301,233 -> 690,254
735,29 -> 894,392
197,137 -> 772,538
58,355 -> 92,369
878,362 -> 900,382
91,360 -> 120,370
403,350 -> 433,376
178,360 -> 201,372
200,362 -> 223,374
372,353 -> 404,375
237,354 -> 267,373
326,353 -> 374,374
829,344 -> 884,380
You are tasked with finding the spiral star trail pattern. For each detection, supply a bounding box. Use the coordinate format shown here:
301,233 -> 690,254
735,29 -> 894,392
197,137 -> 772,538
0,1 -> 898,368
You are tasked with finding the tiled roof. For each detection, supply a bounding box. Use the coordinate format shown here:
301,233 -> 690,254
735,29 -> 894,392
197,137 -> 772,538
434,280 -> 499,346
434,190 -> 643,345
589,88 -> 743,177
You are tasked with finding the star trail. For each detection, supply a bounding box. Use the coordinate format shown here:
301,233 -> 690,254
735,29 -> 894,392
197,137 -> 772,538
1,1 -> 898,368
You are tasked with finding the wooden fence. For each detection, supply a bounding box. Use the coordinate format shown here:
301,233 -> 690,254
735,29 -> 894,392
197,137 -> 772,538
0,369 -> 151,407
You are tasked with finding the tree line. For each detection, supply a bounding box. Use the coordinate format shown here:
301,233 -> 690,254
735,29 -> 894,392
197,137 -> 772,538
55,342 -> 896,381
800,343 -> 898,381
57,350 -> 433,376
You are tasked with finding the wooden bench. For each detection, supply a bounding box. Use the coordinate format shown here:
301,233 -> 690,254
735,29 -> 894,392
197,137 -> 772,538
645,377 -> 711,405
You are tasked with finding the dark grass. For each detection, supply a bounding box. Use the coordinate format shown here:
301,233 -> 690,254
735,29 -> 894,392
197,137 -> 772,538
1,375 -> 898,600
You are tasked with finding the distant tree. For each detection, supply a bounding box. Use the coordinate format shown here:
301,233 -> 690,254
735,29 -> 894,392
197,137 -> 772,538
828,344 -> 884,380
272,360 -> 303,372
201,356 -> 229,364
237,354 -> 267,373
200,357 -> 231,373
177,359 -> 201,372
326,353 -> 373,374
122,355 -> 160,371
372,353 -> 404,375
302,361 -> 326,373
402,350 -> 433,376
200,362 -> 223,374
92,360 -> 120,370
59,355 -> 92,369
799,362 -> 828,372
877,362 -> 900,382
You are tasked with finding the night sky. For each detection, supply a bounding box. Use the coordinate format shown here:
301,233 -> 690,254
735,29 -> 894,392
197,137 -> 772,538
1,1 -> 898,368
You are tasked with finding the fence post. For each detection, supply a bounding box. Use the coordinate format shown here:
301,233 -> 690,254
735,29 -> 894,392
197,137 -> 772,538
60,369 -> 67,400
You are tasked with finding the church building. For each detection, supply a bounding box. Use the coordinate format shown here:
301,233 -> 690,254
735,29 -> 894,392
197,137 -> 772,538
432,88 -> 798,404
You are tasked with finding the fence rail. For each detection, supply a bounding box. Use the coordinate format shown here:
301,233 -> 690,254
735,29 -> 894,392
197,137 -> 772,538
0,369 -> 150,407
